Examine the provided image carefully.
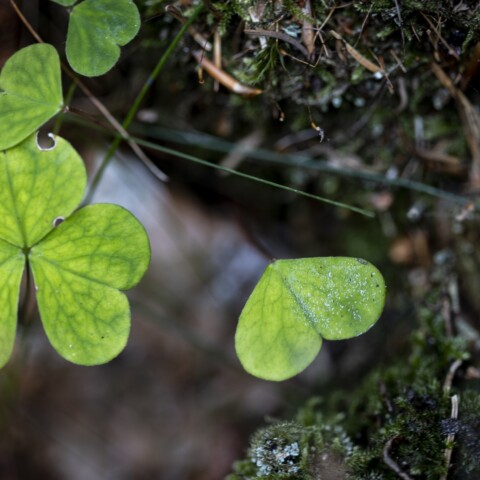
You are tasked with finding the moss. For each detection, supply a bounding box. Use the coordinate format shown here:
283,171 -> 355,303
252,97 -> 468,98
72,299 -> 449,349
227,416 -> 351,480
452,390 -> 480,478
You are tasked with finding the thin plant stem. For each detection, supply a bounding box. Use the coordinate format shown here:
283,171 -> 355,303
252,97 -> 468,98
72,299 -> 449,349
53,82 -> 77,135
130,137 -> 375,217
84,4 -> 204,204
64,115 -> 474,207
138,126 -> 475,206
16,258 -> 36,369
18,258 -> 32,324
63,115 -> 374,215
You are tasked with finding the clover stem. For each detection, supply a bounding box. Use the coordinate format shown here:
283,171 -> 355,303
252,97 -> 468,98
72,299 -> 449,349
83,3 -> 204,205
19,258 -> 34,327
53,82 -> 77,136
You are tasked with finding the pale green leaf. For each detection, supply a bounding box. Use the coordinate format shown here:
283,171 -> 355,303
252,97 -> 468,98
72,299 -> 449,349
0,240 -> 25,368
235,257 -> 386,381
0,133 -> 86,248
30,204 -> 150,290
29,203 -> 150,365
66,0 -> 141,77
29,258 -> 131,365
0,44 -> 63,150
50,0 -> 78,5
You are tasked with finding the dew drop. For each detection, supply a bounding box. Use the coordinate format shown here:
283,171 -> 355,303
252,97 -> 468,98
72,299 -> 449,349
331,97 -> 342,108
354,97 -> 366,107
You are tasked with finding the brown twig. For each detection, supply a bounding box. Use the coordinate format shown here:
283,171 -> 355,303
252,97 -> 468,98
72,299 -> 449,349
383,436 -> 414,480
330,29 -> 383,74
393,0 -> 405,49
301,0 -> 315,59
443,359 -> 462,395
440,394 -> 459,480
192,50 -> 262,97
395,77 -> 408,113
442,296 -> 454,337
412,145 -> 464,174
421,12 -> 459,60
213,31 -> 221,92
165,5 -> 212,51
355,2 -> 373,46
432,62 -> 480,187
390,49 -> 407,73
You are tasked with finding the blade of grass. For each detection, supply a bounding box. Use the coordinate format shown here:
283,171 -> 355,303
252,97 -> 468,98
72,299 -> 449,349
65,114 -> 473,210
131,137 -> 375,217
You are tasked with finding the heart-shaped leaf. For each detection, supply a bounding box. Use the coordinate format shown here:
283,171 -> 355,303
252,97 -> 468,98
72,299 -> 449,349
0,44 -> 63,150
30,204 -> 150,365
0,134 -> 86,247
65,0 -> 141,77
235,257 -> 386,381
0,133 -> 150,367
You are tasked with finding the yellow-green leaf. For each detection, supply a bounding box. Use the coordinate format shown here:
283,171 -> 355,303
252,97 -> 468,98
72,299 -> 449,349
29,258 -> 131,365
0,44 -> 63,150
29,204 -> 150,365
0,240 -> 25,368
0,133 -> 150,367
50,0 -> 78,6
0,133 -> 86,247
235,257 -> 386,381
30,204 -> 150,290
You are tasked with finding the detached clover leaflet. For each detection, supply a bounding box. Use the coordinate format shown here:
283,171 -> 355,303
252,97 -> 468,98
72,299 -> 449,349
235,257 -> 386,381
0,133 -> 150,367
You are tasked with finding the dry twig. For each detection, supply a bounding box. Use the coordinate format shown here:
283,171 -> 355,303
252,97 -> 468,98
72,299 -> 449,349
301,0 -> 315,59
440,394 -> 459,480
432,62 -> 480,187
383,436 -> 414,480
192,51 -> 263,97
443,360 -> 462,395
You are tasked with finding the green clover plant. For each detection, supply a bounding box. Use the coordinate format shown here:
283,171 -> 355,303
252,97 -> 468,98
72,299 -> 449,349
0,133 -> 150,368
0,44 -> 63,150
235,257 -> 386,381
52,0 -> 141,76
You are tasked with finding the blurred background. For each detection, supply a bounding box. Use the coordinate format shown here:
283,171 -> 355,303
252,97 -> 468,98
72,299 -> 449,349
1,0 -> 480,478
